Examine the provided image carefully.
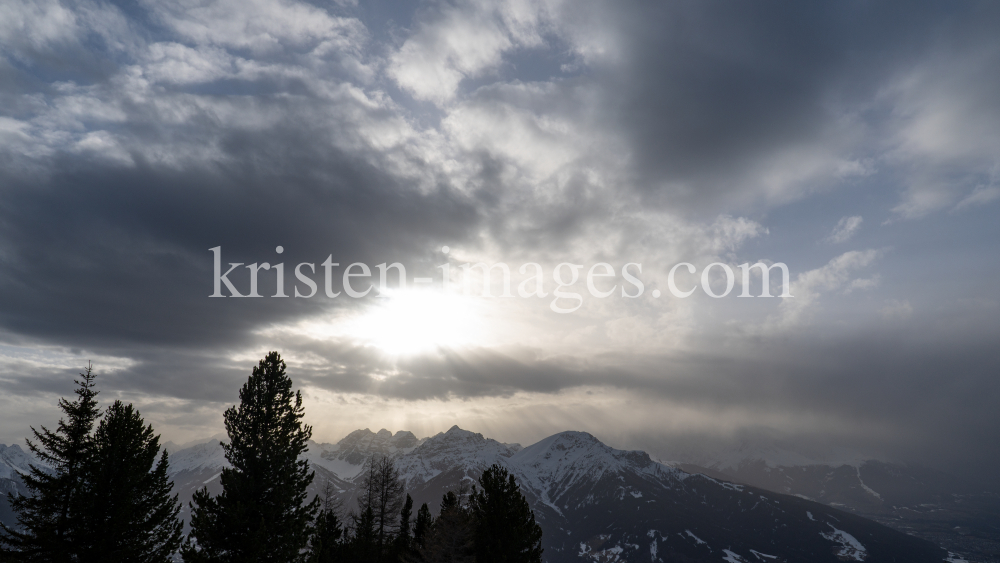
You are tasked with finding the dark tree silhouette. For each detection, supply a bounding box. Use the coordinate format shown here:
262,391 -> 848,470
0,365 -> 101,561
418,491 -> 474,563
349,504 -> 379,563
470,465 -> 543,563
182,352 -> 318,563
76,400 -> 183,562
392,494 -> 413,560
413,502 -> 433,551
309,483 -> 346,563
358,455 -> 405,551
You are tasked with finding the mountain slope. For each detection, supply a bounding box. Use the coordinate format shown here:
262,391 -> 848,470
0,444 -> 46,530
506,431 -> 947,563
668,441 -> 1000,562
3,432 -> 957,562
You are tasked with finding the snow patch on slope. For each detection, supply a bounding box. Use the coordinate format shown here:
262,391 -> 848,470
685,529 -> 707,545
820,523 -> 867,561
855,466 -> 882,500
647,530 -> 659,561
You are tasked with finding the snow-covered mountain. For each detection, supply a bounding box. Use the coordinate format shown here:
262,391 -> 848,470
162,428 -> 428,527
503,432 -> 950,563
398,426 -> 519,486
0,444 -> 39,481
509,431 -> 665,518
162,428 -> 950,562
1,432 -> 963,562
307,428 -> 424,481
0,443 -> 48,530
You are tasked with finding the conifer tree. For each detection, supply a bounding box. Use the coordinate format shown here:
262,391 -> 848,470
470,465 -> 543,563
182,352 -> 318,563
75,400 -> 183,562
391,494 -> 413,561
397,494 -> 412,550
309,485 -> 345,563
413,503 -> 433,550
418,491 -> 474,563
349,505 -> 379,563
0,365 -> 101,561
309,509 -> 345,563
439,491 -> 459,514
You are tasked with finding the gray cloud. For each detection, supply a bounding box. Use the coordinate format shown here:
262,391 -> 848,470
0,154 -> 477,349
0,0 -> 998,491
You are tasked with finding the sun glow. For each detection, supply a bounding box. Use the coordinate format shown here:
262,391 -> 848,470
339,289 -> 484,355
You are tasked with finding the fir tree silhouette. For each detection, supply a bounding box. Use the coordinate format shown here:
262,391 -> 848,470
183,352 -> 318,563
1,365 -> 101,561
309,483 -> 346,563
76,400 -> 183,562
470,464 -> 542,563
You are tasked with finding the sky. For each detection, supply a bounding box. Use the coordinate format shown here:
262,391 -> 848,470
1,0 -> 998,486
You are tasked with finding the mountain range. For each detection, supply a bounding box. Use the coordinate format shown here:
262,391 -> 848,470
665,439 -> 1000,563
3,428 -> 993,562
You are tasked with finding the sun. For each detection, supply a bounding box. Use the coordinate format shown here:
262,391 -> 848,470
341,289 -> 483,355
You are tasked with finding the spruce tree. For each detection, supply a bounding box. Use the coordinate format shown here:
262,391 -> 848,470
418,491 -> 474,563
309,485 -> 345,563
395,494 -> 413,552
412,503 -> 432,550
0,365 -> 101,561
348,505 -> 378,563
308,509 -> 345,563
182,352 -> 318,563
76,400 -> 183,562
470,465 -> 542,563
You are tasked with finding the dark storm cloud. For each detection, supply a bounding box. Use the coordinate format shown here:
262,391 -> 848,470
0,0 -> 489,405
0,149 -> 476,351
423,0 -> 1000,221
586,0 -> 1000,212
2,0 -> 992,361
382,0 -> 1000,258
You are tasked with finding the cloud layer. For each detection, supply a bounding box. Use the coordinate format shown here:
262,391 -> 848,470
1,0 -> 998,486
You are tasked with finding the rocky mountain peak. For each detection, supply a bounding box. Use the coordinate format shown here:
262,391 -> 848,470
396,426 -> 519,487
509,431 -> 668,507
392,430 -> 418,449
